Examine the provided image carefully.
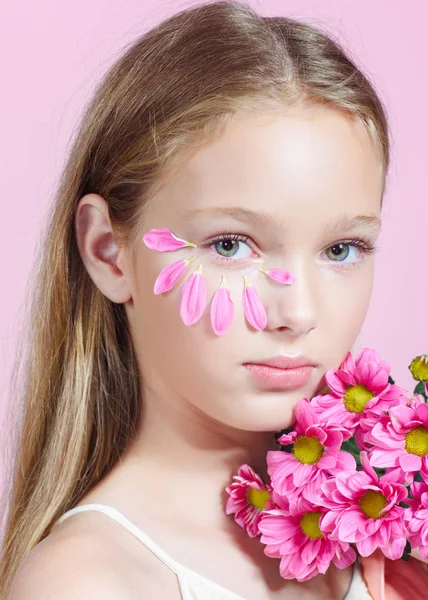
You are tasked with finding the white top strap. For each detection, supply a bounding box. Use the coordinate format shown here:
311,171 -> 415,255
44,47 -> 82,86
56,503 -> 183,575
56,502 -> 370,600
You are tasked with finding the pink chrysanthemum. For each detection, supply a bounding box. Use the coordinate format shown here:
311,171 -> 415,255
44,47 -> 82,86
366,395 -> 428,483
320,452 -> 408,560
258,494 -> 356,582
404,480 -> 428,560
225,465 -> 274,537
267,399 -> 354,504
311,348 -> 406,438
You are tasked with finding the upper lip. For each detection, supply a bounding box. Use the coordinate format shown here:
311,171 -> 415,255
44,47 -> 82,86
245,355 -> 315,369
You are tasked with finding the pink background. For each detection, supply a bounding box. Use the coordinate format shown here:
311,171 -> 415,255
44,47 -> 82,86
1,0 -> 427,488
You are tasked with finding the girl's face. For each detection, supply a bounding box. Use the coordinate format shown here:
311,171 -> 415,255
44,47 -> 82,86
126,106 -> 383,432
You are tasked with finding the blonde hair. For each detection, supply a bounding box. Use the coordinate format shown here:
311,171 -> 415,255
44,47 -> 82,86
0,0 -> 390,594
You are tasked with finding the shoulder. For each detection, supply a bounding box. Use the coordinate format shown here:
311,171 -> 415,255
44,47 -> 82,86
7,530 -> 137,599
6,511 -> 177,600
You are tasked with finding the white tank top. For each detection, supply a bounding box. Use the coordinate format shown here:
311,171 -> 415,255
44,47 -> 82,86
55,503 -> 372,600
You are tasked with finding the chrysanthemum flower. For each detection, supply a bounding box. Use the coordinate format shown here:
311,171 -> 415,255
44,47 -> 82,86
258,495 -> 356,582
311,348 -> 406,437
409,354 -> 428,382
267,399 -> 354,503
225,464 -> 274,538
404,480 -> 428,560
320,452 -> 408,560
366,395 -> 428,482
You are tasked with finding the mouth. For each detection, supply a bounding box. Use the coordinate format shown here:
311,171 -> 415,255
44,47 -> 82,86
243,363 -> 315,390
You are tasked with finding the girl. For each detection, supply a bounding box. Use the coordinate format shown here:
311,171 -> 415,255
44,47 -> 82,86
2,1 -> 427,598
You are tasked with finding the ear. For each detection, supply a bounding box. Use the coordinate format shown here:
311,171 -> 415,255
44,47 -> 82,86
75,193 -> 132,303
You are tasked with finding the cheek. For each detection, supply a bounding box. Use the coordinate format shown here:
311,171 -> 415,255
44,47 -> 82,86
136,260 -> 252,378
323,266 -> 375,351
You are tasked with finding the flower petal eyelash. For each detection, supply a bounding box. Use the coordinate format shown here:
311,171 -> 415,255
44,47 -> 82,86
143,228 -> 197,251
242,275 -> 268,331
258,268 -> 295,285
144,227 -> 295,332
180,264 -> 207,326
154,257 -> 196,295
210,275 -> 235,336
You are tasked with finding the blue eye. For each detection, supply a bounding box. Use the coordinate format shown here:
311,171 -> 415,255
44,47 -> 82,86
205,234 -> 378,267
324,239 -> 378,266
209,234 -> 254,261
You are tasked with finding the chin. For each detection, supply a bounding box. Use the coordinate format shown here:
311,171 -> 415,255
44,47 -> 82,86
232,406 -> 297,433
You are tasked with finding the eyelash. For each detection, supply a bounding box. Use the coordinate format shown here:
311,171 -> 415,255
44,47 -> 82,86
205,232 -> 379,269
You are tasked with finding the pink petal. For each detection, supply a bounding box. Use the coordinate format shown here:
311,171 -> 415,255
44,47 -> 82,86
333,546 -> 356,569
399,452 -> 422,472
340,351 -> 356,373
154,257 -> 195,295
382,537 -> 407,560
356,535 -> 378,557
143,228 -> 197,251
210,276 -> 234,335
180,264 -> 206,325
333,451 -> 357,472
292,463 -> 313,486
316,453 -> 337,470
294,398 -> 318,430
325,371 -> 347,395
258,268 -> 295,285
242,276 -> 267,330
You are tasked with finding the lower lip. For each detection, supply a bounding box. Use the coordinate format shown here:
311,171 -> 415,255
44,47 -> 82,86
243,364 -> 314,389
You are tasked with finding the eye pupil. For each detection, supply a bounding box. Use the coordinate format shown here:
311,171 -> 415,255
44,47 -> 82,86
222,240 -> 236,252
331,244 -> 344,256
327,243 -> 351,262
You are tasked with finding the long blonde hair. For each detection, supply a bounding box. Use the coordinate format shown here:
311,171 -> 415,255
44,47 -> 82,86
0,0 -> 390,595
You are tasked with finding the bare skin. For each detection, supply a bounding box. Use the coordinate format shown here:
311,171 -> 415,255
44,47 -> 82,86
11,105 -> 384,599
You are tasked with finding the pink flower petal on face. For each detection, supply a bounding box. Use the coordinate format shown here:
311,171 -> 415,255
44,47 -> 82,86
180,264 -> 206,326
242,276 -> 267,330
258,268 -> 295,285
154,257 -> 195,295
143,228 -> 197,251
210,275 -> 234,336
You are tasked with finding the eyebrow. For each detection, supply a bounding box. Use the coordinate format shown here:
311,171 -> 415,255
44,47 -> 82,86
184,207 -> 382,234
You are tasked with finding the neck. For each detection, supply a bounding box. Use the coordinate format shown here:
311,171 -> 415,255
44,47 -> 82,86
114,388 -> 279,530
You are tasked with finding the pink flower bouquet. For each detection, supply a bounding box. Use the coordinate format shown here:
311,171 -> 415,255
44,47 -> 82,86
225,348 -> 428,581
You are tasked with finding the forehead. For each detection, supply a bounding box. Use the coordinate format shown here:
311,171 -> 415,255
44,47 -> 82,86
150,106 -> 384,226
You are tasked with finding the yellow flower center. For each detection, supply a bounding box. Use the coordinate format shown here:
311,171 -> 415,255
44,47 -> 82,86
292,435 -> 324,465
247,488 -> 270,510
300,511 -> 323,539
343,384 -> 374,414
358,490 -> 387,519
405,425 -> 428,457
409,355 -> 428,382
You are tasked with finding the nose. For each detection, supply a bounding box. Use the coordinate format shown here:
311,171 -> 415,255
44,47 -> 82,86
263,264 -> 318,336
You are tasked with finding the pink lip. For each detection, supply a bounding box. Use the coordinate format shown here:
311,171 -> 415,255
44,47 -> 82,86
247,355 -> 315,369
243,363 -> 314,389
